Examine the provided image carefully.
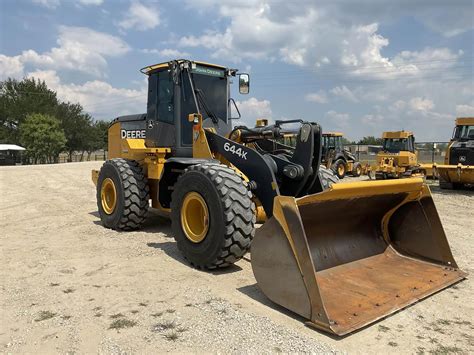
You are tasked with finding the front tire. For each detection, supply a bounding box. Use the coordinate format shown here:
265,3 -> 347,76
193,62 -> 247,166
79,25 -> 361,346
332,159 -> 346,179
171,163 -> 256,269
97,158 -> 149,230
352,162 -> 362,177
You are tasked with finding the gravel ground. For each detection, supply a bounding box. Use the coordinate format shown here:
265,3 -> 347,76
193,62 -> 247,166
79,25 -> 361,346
0,161 -> 473,354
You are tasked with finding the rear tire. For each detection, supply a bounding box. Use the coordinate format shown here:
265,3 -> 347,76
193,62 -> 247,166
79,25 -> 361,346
352,162 -> 362,177
332,159 -> 346,179
97,158 -> 149,230
171,163 -> 256,269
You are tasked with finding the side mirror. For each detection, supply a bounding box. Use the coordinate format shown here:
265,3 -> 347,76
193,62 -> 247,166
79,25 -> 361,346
238,73 -> 249,94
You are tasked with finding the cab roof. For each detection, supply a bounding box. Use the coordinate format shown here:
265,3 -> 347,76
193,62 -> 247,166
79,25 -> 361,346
140,59 -> 227,75
382,131 -> 414,139
322,132 -> 344,137
456,117 -> 474,126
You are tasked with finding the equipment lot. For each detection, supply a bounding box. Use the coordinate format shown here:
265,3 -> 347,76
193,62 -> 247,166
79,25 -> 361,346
1,162 -> 473,353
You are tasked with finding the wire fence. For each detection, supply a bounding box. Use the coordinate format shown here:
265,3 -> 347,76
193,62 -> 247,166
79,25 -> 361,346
344,142 -> 449,165
57,150 -> 108,164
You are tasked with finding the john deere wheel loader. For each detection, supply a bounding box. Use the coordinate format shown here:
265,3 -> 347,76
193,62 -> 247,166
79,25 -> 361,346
434,117 -> 474,189
370,131 -> 425,179
92,59 -> 465,336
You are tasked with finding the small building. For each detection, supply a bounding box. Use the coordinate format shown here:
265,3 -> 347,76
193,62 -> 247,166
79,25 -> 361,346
0,144 -> 26,166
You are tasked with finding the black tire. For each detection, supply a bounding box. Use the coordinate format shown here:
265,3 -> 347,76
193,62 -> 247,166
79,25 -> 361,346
170,163 -> 256,269
352,162 -> 362,177
332,159 -> 346,179
97,158 -> 149,231
318,165 -> 339,189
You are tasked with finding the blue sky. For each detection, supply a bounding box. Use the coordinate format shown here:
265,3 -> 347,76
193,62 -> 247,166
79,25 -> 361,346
1,0 -> 473,141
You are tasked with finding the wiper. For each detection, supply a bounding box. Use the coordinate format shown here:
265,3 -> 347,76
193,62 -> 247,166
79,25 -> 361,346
195,88 -> 219,125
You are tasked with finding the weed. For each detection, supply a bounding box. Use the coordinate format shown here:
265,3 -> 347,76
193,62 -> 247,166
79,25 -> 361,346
110,313 -> 124,319
139,302 -> 148,307
94,313 -> 102,317
166,309 -> 176,314
92,285 -> 101,288
378,325 -> 390,332
273,347 -> 282,353
35,311 -> 57,322
185,303 -> 193,307
429,345 -> 463,354
63,288 -> 75,294
437,319 -> 451,326
416,346 -> 426,355
93,306 -> 102,311
130,310 -> 139,314
50,283 -> 60,287
388,342 -> 398,347
151,312 -> 163,317
61,315 -> 72,320
152,320 -> 177,332
177,326 -> 188,333
109,319 -> 137,330
164,331 -> 179,341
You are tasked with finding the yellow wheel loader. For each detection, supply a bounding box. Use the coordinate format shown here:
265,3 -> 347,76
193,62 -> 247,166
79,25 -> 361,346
370,131 -> 425,180
92,60 -> 465,336
434,117 -> 474,189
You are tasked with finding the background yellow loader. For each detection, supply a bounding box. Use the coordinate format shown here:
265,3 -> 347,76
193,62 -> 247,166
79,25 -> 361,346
92,59 -> 465,336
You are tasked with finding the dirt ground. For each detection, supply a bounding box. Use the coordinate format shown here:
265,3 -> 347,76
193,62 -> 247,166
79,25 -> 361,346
1,161 -> 473,354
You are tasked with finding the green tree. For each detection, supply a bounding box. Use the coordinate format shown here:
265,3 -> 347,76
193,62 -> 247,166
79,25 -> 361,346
20,113 -> 66,164
84,120 -> 109,160
341,137 -> 355,145
358,136 -> 383,145
0,78 -> 59,144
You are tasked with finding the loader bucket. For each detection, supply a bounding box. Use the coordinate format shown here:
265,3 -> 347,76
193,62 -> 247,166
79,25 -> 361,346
251,179 -> 466,336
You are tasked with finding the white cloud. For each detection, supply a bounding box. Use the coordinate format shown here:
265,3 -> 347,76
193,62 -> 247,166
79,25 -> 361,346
0,55 -> 24,80
361,113 -> 384,126
331,85 -> 359,103
325,110 -> 350,129
141,48 -> 190,58
27,70 -> 147,119
119,1 -> 160,31
0,26 -> 130,77
410,97 -> 434,112
32,0 -> 60,9
305,91 -> 328,104
78,0 -> 104,5
236,97 -> 272,126
456,104 -> 474,117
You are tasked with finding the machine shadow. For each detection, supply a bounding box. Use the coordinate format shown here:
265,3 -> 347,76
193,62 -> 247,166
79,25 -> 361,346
146,241 -> 243,275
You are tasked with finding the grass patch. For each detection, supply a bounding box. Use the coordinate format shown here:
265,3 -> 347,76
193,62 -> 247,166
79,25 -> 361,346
139,302 -> 148,307
437,319 -> 451,326
177,326 -> 188,333
152,320 -> 177,332
109,319 -> 137,330
63,288 -> 75,294
378,325 -> 390,332
110,313 -> 124,319
185,303 -> 193,307
49,283 -> 60,287
166,308 -> 176,314
151,312 -> 163,317
429,345 -> 463,354
35,311 -> 57,322
92,285 -> 102,288
61,315 -> 72,320
388,342 -> 398,347
130,310 -> 139,314
164,331 -> 179,341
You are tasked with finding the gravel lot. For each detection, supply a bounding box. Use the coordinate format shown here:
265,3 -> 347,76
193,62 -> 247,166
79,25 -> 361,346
1,161 -> 473,354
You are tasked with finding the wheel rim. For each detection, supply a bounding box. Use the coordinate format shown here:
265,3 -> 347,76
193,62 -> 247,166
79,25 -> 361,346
181,192 -> 209,243
357,166 -> 361,175
338,164 -> 345,176
101,178 -> 117,215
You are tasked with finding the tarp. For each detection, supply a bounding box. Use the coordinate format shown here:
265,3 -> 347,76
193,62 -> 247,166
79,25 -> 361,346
0,144 -> 26,151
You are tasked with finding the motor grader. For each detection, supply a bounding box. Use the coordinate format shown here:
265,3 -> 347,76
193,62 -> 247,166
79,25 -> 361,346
434,117 -> 474,189
92,59 -> 465,336
370,131 -> 425,179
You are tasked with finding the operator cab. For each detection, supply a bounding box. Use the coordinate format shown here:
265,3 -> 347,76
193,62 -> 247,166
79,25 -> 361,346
382,131 -> 415,153
140,60 -> 249,157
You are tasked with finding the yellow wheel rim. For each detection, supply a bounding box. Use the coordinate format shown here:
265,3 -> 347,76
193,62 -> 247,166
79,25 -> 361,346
357,166 -> 361,175
101,178 -> 117,215
181,192 -> 209,243
338,164 -> 345,176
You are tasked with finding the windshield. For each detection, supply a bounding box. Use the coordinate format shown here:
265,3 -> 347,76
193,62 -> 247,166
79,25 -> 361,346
454,125 -> 474,140
383,138 -> 409,153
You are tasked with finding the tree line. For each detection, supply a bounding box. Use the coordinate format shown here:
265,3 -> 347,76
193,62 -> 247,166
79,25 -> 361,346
0,77 -> 109,164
